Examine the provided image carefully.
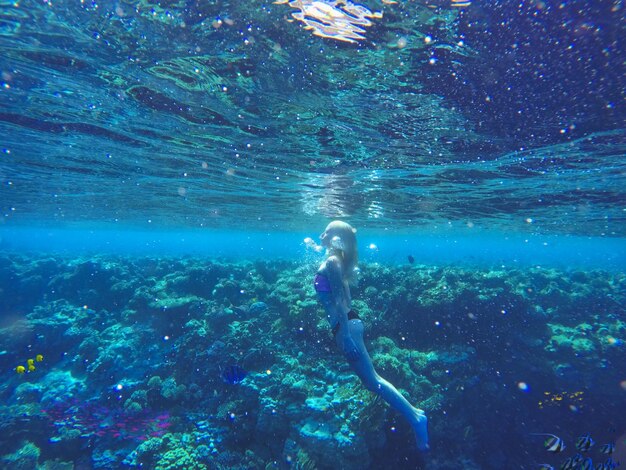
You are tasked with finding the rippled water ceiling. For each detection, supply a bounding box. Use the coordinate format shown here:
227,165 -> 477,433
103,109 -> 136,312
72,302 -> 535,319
0,1 -> 623,234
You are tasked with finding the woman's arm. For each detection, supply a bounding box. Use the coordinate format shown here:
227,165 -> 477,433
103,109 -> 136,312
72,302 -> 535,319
323,256 -> 349,311
324,256 -> 359,361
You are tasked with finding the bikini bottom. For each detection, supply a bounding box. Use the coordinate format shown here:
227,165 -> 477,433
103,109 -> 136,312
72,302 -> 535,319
331,310 -> 360,337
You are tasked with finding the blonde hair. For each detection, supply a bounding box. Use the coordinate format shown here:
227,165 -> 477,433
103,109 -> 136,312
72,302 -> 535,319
325,221 -> 359,285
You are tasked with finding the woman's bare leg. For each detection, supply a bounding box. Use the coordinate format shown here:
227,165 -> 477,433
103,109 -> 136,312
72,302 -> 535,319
338,320 -> 429,451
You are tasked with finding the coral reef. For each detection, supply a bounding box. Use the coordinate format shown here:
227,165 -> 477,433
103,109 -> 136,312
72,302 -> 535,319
0,254 -> 623,469
0,441 -> 40,470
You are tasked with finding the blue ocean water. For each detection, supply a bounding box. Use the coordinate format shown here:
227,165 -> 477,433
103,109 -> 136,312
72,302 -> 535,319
1,226 -> 625,270
0,0 -> 625,468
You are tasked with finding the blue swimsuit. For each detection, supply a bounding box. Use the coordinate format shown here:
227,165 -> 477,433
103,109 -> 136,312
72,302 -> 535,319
314,273 -> 332,292
314,273 -> 360,336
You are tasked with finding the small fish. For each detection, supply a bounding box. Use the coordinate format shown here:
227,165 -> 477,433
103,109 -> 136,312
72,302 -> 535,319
599,443 -> 615,455
595,458 -> 619,470
27,358 -> 34,366
407,255 -> 415,264
16,365 -> 25,374
532,433 -> 566,453
580,458 -> 593,470
576,434 -> 595,452
36,354 -> 44,362
561,454 -> 583,470
221,365 -> 247,385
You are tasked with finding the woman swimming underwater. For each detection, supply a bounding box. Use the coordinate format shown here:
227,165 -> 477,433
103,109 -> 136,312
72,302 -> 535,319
313,220 -> 429,451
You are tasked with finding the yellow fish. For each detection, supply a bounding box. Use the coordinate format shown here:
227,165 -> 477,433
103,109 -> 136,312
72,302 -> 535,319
36,354 -> 43,362
28,364 -> 36,372
16,365 -> 25,374
27,358 -> 35,366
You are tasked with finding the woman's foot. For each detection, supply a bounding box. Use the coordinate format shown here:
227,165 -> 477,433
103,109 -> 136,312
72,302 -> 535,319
412,409 -> 429,452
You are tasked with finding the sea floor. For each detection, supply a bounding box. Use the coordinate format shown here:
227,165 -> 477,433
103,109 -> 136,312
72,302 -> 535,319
0,254 -> 624,469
